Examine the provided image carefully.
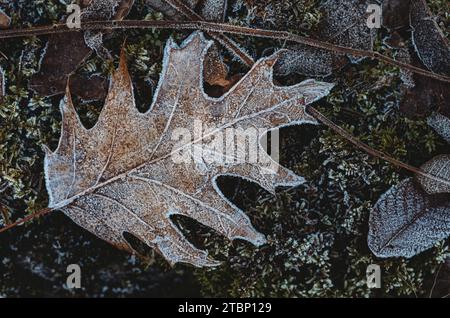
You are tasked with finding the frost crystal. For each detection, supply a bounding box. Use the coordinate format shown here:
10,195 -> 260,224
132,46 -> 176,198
198,0 -> 228,21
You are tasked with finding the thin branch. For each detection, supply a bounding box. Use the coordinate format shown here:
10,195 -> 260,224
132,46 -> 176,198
429,263 -> 443,298
0,20 -> 449,83
307,106 -> 450,188
0,207 -> 53,234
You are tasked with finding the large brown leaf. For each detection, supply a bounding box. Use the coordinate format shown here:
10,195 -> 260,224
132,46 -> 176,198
44,32 -> 333,267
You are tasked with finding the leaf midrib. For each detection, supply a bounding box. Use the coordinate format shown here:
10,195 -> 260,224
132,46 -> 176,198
52,93 -> 305,210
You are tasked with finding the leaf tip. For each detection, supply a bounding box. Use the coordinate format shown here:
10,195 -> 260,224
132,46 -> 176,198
119,46 -> 128,72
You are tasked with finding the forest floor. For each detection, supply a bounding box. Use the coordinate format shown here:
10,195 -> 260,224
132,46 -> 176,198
0,0 -> 449,297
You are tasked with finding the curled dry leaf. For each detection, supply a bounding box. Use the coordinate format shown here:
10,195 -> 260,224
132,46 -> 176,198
0,8 -> 10,29
410,0 -> 450,75
29,0 -> 133,99
275,0 -> 376,77
44,32 -> 333,266
203,44 -> 242,97
368,178 -> 450,258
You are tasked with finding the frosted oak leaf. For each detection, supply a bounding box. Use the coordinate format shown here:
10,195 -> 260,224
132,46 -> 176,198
44,32 -> 333,267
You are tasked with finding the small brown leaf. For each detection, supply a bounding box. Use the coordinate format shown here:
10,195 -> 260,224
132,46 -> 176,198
410,0 -> 450,75
416,155 -> 450,194
203,44 -> 242,97
44,32 -> 333,266
203,45 -> 229,87
399,74 -> 450,118
69,74 -> 108,101
368,178 -> 450,258
0,8 -> 10,29
382,0 -> 411,30
428,112 -> 450,144
113,0 -> 135,20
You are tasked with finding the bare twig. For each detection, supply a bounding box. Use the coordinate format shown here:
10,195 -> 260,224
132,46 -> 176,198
306,105 -> 450,188
0,20 -> 449,83
0,207 -> 53,234
429,263 -> 443,298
